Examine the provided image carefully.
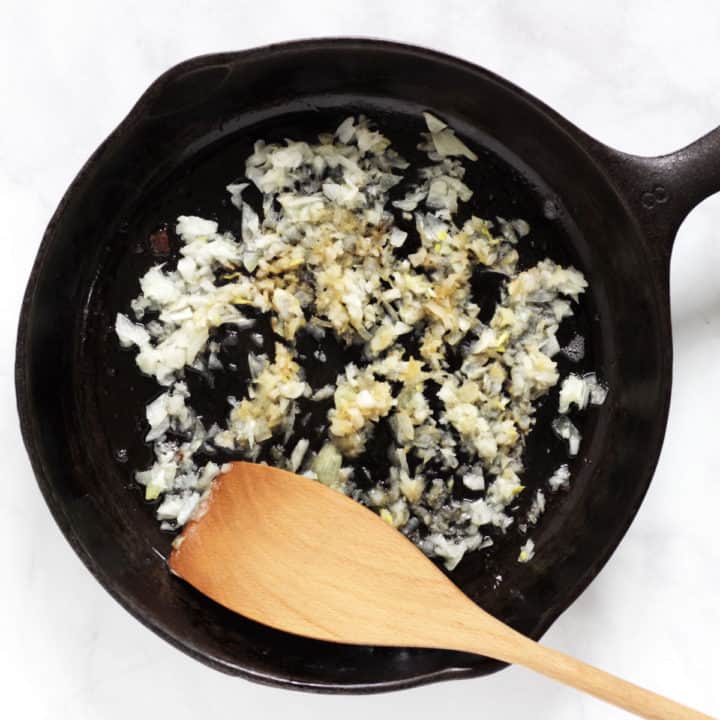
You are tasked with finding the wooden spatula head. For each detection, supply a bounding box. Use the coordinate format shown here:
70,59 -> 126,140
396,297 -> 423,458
169,461 -> 485,651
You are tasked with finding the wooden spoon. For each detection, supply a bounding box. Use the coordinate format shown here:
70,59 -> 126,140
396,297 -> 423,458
169,462 -> 712,719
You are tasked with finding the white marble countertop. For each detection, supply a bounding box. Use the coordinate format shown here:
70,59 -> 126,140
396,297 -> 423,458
3,1 -> 719,717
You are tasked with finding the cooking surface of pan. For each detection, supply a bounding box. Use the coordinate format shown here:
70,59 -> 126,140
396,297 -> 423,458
16,39 -> 720,691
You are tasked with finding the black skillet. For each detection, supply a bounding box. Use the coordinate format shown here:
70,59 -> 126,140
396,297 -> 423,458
16,39 -> 720,692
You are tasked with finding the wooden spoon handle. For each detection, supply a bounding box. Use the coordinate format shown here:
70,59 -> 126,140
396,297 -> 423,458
511,639 -> 713,720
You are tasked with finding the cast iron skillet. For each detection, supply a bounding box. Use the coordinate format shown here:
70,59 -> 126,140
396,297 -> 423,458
16,39 -> 720,692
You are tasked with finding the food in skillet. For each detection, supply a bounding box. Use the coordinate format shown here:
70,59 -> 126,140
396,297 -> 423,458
115,113 -> 606,570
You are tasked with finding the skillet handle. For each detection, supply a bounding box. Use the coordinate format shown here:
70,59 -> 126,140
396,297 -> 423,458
659,125 -> 720,214
602,125 -> 720,256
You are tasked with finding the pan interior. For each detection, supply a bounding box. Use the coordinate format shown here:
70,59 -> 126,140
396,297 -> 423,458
82,100 -> 607,681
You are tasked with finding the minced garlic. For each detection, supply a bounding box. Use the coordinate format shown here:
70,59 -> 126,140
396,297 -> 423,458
117,113 -> 606,570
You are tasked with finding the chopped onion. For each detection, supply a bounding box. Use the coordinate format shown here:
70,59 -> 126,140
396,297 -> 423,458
115,313 -> 150,348
548,464 -> 571,491
115,111 -> 603,572
289,438 -> 309,473
518,539 -> 535,563
552,416 -> 582,456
